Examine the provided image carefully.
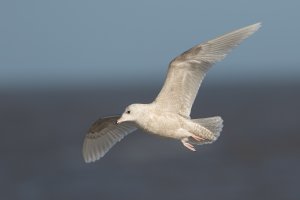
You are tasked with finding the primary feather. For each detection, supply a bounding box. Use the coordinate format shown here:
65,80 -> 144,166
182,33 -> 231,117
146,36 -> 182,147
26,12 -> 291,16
83,116 -> 137,163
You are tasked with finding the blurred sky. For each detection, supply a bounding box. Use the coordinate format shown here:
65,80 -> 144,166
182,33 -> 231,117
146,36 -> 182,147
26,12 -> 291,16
0,0 -> 299,89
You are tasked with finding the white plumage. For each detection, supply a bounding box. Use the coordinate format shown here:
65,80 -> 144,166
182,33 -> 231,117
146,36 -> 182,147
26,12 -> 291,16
82,23 -> 261,163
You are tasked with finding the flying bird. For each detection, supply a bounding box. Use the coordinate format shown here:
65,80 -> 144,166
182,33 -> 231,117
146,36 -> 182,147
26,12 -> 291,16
82,23 -> 261,163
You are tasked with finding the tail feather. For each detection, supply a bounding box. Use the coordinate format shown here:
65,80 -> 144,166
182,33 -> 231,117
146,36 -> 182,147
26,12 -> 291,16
192,116 -> 223,140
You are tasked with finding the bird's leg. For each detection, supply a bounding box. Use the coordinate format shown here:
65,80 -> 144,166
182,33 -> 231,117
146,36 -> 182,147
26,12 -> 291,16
181,139 -> 196,151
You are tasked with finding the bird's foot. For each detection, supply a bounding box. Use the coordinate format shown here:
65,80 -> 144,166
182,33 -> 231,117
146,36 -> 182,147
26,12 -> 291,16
181,140 -> 196,151
191,134 -> 206,142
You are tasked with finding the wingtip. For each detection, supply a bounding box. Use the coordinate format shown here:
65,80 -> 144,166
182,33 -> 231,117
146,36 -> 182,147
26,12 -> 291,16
82,138 -> 100,163
234,22 -> 261,38
248,22 -> 262,32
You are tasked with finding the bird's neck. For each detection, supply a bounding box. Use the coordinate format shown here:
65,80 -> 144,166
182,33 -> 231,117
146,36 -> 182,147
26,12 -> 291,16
133,103 -> 155,129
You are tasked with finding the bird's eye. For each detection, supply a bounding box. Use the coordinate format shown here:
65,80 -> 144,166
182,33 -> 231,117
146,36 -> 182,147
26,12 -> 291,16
126,110 -> 131,114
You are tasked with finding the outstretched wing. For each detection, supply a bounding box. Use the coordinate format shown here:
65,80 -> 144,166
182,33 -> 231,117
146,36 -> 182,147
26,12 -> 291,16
82,116 -> 137,163
154,23 -> 261,117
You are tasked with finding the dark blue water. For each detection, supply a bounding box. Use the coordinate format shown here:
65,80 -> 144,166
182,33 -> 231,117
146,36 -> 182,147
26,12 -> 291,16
1,84 -> 299,200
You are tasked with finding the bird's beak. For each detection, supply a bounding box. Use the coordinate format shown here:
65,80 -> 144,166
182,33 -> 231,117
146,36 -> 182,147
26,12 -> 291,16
116,117 -> 124,124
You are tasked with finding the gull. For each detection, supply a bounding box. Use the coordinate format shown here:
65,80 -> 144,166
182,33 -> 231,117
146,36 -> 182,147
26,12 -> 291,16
82,23 -> 261,163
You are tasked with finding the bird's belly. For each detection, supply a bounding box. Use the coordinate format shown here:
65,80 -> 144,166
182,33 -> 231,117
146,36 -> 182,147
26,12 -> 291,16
139,113 -> 187,139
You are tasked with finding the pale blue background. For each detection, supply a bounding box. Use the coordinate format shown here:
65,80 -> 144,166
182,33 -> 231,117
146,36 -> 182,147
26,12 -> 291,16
1,0 -> 299,88
1,1 -> 300,199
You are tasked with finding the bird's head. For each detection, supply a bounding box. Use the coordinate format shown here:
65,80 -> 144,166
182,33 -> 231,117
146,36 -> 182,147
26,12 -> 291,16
117,104 -> 146,124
